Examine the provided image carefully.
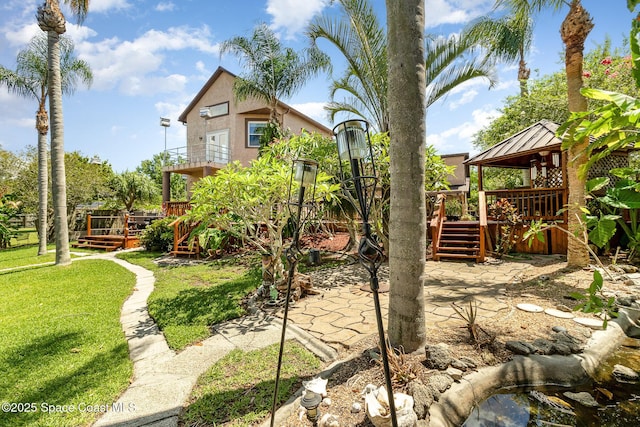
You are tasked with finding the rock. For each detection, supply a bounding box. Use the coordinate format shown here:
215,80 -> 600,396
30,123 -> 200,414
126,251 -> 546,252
445,367 -> 464,381
407,380 -> 434,420
506,340 -> 532,355
553,332 -> 584,353
427,374 -> 454,393
620,264 -> 638,273
424,344 -> 453,370
613,364 -> 640,383
318,413 -> 340,427
556,304 -> 573,313
450,358 -> 469,370
351,402 -> 362,413
552,342 -> 572,356
322,397 -> 332,406
552,325 -> 568,333
532,339 -> 554,355
458,357 -> 478,369
563,391 -> 599,407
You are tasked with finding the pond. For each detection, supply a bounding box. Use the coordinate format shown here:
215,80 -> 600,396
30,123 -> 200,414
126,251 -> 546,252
462,338 -> 640,427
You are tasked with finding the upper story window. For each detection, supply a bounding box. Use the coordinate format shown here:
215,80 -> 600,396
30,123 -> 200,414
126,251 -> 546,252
247,121 -> 267,148
199,102 -> 229,119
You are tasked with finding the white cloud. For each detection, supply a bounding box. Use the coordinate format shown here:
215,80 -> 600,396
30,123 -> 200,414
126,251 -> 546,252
89,0 -> 131,13
290,102 -> 330,127
448,89 -> 478,110
266,0 -> 330,39
155,2 -> 175,12
427,106 -> 501,154
76,26 -> 219,94
424,0 -> 494,28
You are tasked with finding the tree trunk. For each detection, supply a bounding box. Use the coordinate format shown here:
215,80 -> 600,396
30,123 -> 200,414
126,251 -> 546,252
47,30 -> 71,266
36,104 -> 49,256
562,0 -> 593,268
386,0 -> 427,352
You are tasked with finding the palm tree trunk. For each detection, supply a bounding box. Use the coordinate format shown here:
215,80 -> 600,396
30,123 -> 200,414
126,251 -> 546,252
562,0 -> 593,267
386,0 -> 427,352
36,105 -> 49,256
47,30 -> 71,266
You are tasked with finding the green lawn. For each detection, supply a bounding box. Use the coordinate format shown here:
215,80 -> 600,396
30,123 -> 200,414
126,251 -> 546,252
0,259 -> 136,427
117,251 -> 262,350
182,341 -> 321,426
0,244 -> 94,271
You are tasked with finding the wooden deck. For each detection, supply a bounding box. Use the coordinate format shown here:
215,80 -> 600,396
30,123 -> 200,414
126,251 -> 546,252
73,235 -> 140,251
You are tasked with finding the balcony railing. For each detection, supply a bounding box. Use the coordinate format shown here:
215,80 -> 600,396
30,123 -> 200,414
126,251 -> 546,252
165,141 -> 229,165
485,188 -> 567,221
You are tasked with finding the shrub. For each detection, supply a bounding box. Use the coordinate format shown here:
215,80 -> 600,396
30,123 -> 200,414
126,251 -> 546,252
140,216 -> 175,252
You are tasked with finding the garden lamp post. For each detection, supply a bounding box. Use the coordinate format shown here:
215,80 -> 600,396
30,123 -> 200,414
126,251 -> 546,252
333,119 -> 398,427
270,158 -> 319,427
160,117 -> 170,166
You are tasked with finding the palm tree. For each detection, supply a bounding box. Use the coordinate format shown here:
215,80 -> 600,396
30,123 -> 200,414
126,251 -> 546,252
307,0 -> 496,133
0,33 -> 92,256
37,0 -> 90,266
386,0 -> 427,352
220,23 -> 331,129
463,13 -> 533,96
496,0 -> 593,267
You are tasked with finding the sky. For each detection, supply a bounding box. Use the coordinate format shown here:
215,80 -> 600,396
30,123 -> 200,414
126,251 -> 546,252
0,0 -> 635,173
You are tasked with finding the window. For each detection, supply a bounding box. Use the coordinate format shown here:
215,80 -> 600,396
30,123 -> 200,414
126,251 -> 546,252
199,102 -> 229,119
247,121 -> 267,148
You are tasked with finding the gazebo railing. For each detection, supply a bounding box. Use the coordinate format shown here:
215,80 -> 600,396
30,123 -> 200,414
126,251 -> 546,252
485,188 -> 567,221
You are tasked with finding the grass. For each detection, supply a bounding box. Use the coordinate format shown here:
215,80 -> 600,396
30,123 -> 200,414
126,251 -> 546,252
0,244 -> 96,271
182,341 -> 321,427
117,251 -> 262,350
0,259 -> 136,427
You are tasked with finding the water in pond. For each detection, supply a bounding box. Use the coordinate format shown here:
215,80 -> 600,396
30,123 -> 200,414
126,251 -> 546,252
462,338 -> 640,427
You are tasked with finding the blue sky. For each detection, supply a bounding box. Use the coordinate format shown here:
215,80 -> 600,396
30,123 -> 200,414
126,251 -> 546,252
0,0 -> 634,172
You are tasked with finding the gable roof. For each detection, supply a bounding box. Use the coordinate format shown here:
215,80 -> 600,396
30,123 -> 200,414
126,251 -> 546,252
465,120 -> 561,168
177,66 -> 331,134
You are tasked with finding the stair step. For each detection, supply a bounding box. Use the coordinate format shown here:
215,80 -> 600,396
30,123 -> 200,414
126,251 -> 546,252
437,246 -> 478,253
435,253 -> 479,260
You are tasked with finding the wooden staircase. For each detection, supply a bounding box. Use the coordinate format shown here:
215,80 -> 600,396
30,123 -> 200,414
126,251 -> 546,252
73,235 -> 128,251
169,217 -> 200,258
433,221 -> 483,262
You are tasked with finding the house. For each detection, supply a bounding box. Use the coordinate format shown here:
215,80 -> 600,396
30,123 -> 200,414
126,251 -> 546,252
161,66 -> 332,208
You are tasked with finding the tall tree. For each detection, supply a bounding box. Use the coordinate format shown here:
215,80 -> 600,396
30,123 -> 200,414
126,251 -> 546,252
0,33 -> 92,256
111,171 -> 159,211
220,23 -> 331,128
496,0 -> 593,267
386,0 -> 427,352
308,0 -> 495,133
464,13 -> 533,96
36,0 -> 90,266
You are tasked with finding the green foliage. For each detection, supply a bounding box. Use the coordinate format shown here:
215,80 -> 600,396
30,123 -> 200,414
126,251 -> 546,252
136,153 -> 186,201
0,194 -> 20,249
140,216 -> 175,252
488,198 -> 521,258
188,133 -> 340,281
570,270 -> 618,329
111,171 -> 160,211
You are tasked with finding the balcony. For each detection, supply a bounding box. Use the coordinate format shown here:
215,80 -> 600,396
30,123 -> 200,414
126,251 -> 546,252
164,141 -> 229,166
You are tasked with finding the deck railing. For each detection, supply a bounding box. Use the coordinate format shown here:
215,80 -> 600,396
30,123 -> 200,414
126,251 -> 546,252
429,194 -> 446,260
485,188 -> 567,221
165,141 -> 229,165
164,201 -> 191,217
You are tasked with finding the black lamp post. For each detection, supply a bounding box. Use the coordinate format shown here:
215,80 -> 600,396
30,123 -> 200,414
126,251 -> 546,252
270,158 -> 318,427
334,119 -> 398,427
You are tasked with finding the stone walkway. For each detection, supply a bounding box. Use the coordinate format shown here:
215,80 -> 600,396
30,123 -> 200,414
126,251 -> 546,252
282,257 -> 552,349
